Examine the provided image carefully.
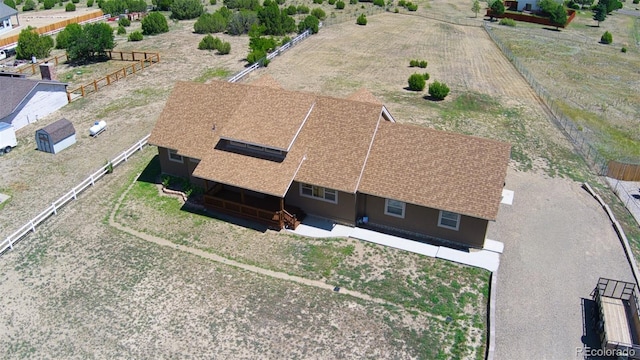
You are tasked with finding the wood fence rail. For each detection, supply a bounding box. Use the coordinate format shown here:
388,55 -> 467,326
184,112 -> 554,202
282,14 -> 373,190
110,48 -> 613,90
607,161 -> 640,181
67,52 -> 160,102
0,134 -> 150,255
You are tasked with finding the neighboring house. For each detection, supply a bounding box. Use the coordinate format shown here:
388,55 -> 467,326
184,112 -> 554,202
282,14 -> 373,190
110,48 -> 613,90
0,2 -> 18,35
149,78 -> 511,249
0,77 -> 68,130
35,118 -> 76,154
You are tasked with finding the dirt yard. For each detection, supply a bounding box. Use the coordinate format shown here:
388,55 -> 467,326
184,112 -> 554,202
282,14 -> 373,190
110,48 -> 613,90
0,1 -> 635,358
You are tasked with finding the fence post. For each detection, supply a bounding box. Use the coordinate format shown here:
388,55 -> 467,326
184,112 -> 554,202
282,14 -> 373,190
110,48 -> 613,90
73,188 -> 77,200
90,174 -> 95,186
52,202 -> 57,215
138,140 -> 143,151
8,237 -> 13,250
124,150 -> 128,161
30,220 -> 35,233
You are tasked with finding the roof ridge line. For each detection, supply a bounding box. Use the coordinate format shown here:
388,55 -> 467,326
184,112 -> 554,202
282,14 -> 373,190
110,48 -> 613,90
354,112 -> 382,193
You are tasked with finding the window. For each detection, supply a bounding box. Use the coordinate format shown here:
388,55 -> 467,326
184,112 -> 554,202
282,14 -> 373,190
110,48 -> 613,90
438,211 -> 460,231
229,141 -> 247,148
168,149 -> 183,163
300,183 -> 338,204
384,199 -> 405,218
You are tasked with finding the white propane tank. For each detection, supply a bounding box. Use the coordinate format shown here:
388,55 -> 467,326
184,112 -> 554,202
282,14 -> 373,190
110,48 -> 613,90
90,121 -> 107,137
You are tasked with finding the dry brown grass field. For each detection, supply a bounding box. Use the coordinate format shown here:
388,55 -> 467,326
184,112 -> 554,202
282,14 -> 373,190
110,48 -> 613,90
0,0 -> 637,358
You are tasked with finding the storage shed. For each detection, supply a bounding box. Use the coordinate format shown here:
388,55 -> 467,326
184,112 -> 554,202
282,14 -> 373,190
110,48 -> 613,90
36,118 -> 76,154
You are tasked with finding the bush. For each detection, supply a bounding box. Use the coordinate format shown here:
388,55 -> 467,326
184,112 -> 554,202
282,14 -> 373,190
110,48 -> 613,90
171,0 -> 204,20
217,41 -> 231,54
3,0 -> 16,9
210,0 -> 216,3
117,25 -> 126,34
298,15 -> 319,34
328,0 -> 335,3
65,2 -> 75,11
142,12 -> 169,35
128,30 -> 143,41
336,0 -> 344,8
499,18 -> 516,26
43,0 -> 54,9
227,10 -> 259,35
407,73 -> 425,91
349,0 -> 356,3
22,0 -> 35,10
634,0 -> 639,4
17,27 -> 54,59
312,0 -> 322,3
87,0 -> 93,6
297,4 -> 309,13
621,46 -> 627,52
286,4 -> 297,14
373,0 -> 384,6
423,72 -> 429,80
55,23 -> 81,49
406,2 -> 417,10
311,7 -> 326,20
118,17 -> 131,27
409,59 -> 427,68
71,0 -> 79,3
198,34 -> 221,50
601,31 -> 612,44
356,13 -> 367,25
428,81 -> 450,100
194,12 -> 228,33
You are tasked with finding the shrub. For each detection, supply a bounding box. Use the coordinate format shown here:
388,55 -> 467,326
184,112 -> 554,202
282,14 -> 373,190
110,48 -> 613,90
601,31 -> 612,44
297,4 -> 309,13
418,60 -> 427,68
118,17 -> 131,27
373,0 -> 384,6
569,2 -> 580,9
356,13 -> 367,25
408,73 -> 425,91
298,15 -> 319,33
621,46 -> 627,52
409,59 -> 418,67
328,0 -> 335,3
406,2 -> 417,10
43,0 -> 54,9
634,0 -> 639,4
311,7 -> 326,20
22,0 -> 35,10
194,12 -> 228,33
336,0 -> 344,8
428,81 -> 450,100
65,2 -> 75,10
312,0 -> 322,3
117,25 -> 126,34
499,18 -> 516,26
142,12 -> 169,35
16,27 -> 54,59
4,0 -> 16,9
349,0 -> 356,3
227,10 -> 259,35
87,0 -> 93,6
398,0 -> 404,5
56,23 -> 82,49
128,30 -> 143,41
210,0 -> 216,3
71,0 -> 79,3
171,0 -> 204,20
247,49 -> 266,64
198,34 -> 221,49
217,41 -> 231,54
423,72 -> 429,80
286,4 -> 297,14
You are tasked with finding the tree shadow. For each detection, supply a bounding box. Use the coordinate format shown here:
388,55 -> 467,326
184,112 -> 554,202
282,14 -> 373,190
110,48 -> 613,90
542,26 -> 562,32
65,54 -> 111,67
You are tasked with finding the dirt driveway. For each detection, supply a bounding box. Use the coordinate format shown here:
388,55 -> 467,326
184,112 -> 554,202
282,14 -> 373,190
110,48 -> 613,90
489,169 -> 634,359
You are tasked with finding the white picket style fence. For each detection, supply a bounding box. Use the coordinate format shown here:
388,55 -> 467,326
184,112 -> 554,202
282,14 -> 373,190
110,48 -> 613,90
0,134 -> 150,255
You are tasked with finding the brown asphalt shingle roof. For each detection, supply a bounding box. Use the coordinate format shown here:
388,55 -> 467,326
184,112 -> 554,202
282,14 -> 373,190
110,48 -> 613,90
358,121 -> 511,220
346,88 -> 382,105
37,118 -> 75,143
150,78 -> 511,219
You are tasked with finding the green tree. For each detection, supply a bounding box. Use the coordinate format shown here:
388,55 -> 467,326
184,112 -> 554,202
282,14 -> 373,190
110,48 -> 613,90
298,15 -> 319,34
198,34 -> 221,50
407,73 -> 425,91
170,0 -> 203,20
593,3 -> 606,26
601,30 -> 612,44
194,12 -> 228,33
3,0 -> 16,10
356,13 -> 367,25
257,2 -> 296,35
43,0 -> 55,9
55,23 -> 82,49
472,0 -> 481,17
65,2 -> 75,11
597,0 -> 622,13
549,5 -> 567,29
336,0 -> 345,9
142,12 -> 169,35
489,0 -> 504,20
16,27 -> 54,60
152,0 -> 172,10
310,7 -> 326,20
227,10 -> 259,35
67,22 -> 115,62
118,17 -> 131,27
22,0 -> 35,10
128,30 -> 143,41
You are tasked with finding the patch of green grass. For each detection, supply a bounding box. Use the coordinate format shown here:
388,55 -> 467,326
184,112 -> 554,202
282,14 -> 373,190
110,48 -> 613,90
295,241 -> 354,278
96,87 -> 168,118
194,67 -> 232,83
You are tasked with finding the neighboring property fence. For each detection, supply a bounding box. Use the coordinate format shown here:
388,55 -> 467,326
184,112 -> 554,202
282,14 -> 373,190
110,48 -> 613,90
0,134 -> 150,255
607,161 -> 640,181
10,53 -> 70,75
0,11 -> 106,50
228,29 -> 312,83
483,23 -> 608,175
67,51 -> 161,102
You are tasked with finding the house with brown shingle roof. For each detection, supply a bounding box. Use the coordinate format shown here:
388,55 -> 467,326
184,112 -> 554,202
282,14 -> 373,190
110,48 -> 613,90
149,78 -> 511,248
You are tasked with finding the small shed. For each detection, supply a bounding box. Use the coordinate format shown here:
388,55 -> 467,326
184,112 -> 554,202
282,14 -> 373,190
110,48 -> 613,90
36,118 -> 76,154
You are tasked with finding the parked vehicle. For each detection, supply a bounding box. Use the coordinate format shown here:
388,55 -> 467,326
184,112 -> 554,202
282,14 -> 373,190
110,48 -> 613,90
0,122 -> 17,155
0,47 -> 17,61
592,277 -> 640,358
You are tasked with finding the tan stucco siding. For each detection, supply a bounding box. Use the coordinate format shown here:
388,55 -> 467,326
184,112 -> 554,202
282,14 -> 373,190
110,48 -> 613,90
358,193 -> 488,248
285,181 -> 356,225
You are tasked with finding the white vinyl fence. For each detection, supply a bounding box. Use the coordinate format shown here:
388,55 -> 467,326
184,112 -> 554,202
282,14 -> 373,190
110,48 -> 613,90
0,134 -> 150,255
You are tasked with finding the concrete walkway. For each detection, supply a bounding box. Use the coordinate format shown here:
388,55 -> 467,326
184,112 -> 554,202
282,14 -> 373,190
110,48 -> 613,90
288,215 -> 504,272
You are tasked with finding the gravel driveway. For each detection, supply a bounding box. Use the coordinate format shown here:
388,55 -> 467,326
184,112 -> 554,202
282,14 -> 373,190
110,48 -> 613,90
489,169 -> 634,359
